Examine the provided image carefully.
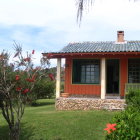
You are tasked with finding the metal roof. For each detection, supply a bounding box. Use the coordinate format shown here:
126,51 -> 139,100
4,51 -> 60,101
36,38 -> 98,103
52,41 -> 140,54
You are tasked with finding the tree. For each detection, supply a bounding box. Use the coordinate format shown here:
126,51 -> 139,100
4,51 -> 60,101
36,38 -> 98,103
0,43 -> 49,140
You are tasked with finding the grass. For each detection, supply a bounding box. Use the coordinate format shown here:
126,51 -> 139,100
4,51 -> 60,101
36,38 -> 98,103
0,99 -> 117,140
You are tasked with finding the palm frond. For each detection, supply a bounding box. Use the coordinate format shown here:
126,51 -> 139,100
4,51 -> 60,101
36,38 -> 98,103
77,0 -> 93,25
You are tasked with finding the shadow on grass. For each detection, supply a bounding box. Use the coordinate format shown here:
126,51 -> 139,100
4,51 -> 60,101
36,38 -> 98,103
31,100 -> 55,107
0,123 -> 35,140
0,124 -> 9,140
20,122 -> 35,140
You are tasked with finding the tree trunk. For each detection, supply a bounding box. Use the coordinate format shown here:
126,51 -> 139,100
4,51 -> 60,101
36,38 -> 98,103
9,124 -> 20,140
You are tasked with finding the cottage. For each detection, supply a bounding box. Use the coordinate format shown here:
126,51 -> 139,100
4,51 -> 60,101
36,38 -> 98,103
43,31 -> 140,110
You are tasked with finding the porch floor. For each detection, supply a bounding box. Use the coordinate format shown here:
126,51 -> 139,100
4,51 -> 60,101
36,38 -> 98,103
67,94 -> 121,99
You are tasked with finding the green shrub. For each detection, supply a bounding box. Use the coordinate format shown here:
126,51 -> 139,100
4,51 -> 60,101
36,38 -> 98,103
105,108 -> 140,140
61,82 -> 64,93
105,89 -> 140,139
126,90 -> 140,111
34,80 -> 55,99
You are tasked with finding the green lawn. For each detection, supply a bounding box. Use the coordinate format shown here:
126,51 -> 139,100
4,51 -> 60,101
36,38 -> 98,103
0,99 -> 117,140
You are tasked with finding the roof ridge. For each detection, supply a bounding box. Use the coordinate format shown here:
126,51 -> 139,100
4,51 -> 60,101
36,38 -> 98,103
127,40 -> 140,42
68,40 -> 140,44
68,41 -> 114,44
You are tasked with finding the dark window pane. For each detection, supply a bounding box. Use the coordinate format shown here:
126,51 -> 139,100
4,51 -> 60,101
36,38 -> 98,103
91,72 -> 94,76
128,59 -> 140,83
72,59 -> 100,84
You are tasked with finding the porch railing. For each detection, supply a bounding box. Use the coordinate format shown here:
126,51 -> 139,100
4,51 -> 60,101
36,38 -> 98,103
125,83 -> 140,93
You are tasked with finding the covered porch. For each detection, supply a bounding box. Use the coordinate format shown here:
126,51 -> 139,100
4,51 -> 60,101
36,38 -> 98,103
55,55 -> 140,99
55,56 -> 126,99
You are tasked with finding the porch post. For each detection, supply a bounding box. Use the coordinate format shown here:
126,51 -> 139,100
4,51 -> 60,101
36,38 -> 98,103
101,58 -> 106,99
56,58 -> 61,98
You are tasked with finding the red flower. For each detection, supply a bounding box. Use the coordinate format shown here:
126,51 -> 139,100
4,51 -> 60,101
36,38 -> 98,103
26,78 -> 35,82
23,89 -> 29,94
48,73 -> 54,81
26,75 -> 35,82
32,50 -> 35,54
104,123 -> 117,134
16,87 -> 22,91
23,57 -> 30,62
15,75 -> 20,81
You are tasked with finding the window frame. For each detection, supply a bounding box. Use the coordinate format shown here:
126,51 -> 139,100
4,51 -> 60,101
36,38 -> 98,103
128,58 -> 140,83
72,59 -> 100,85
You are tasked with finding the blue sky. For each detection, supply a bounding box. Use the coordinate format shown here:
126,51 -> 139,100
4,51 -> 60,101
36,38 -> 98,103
0,0 -> 140,66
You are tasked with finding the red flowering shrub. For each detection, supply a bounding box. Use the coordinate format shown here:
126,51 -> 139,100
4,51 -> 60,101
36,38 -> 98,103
105,109 -> 140,140
0,45 -> 49,140
105,90 -> 140,140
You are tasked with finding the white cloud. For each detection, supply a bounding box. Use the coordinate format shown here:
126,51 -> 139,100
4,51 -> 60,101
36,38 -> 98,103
0,0 -> 76,26
0,0 -> 140,31
83,0 -> 140,30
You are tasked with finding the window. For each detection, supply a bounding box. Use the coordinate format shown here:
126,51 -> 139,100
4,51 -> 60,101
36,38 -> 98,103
128,59 -> 140,83
72,59 -> 100,84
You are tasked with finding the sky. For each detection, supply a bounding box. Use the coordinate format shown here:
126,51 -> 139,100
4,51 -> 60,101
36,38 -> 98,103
0,0 -> 140,66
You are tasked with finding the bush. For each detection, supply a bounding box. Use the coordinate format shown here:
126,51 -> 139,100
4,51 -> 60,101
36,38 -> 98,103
33,79 -> 55,99
126,90 -> 140,111
105,108 -> 140,140
0,46 -> 50,139
61,82 -> 64,93
105,90 -> 140,140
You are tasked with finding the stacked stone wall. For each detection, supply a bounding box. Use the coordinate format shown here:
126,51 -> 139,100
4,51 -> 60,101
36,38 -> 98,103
55,98 -> 126,111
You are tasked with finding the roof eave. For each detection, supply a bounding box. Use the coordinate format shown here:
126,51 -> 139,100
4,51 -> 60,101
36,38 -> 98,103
42,52 -> 140,59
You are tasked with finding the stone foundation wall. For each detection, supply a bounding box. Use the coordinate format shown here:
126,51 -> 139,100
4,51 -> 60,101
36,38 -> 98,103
55,97 -> 126,111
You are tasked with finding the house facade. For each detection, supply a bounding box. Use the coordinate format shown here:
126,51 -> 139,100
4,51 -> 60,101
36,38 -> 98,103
44,31 -> 140,99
